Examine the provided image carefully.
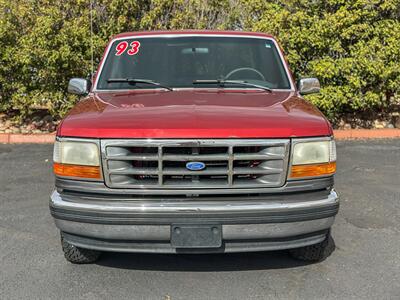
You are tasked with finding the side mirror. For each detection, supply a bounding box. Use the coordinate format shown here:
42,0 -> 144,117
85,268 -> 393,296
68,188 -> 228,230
68,78 -> 90,95
298,78 -> 320,95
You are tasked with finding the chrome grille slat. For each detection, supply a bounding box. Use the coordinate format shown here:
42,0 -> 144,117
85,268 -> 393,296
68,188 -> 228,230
161,180 -> 229,188
107,154 -> 158,161
228,146 -> 234,187
233,167 -> 283,175
101,139 -> 290,189
233,154 -> 284,160
163,154 -> 229,161
163,167 -> 228,175
157,146 -> 163,186
109,168 -> 158,175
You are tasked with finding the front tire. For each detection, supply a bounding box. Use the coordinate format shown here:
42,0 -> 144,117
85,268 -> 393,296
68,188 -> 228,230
61,233 -> 101,264
289,231 -> 335,262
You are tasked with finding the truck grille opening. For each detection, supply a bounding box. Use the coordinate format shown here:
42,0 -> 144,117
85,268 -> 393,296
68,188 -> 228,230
101,139 -> 289,189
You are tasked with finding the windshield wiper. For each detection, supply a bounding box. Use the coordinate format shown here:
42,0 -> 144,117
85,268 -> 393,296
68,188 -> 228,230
193,79 -> 272,93
107,78 -> 173,91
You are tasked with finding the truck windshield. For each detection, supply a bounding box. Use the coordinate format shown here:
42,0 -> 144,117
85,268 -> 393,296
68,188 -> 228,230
96,36 -> 292,90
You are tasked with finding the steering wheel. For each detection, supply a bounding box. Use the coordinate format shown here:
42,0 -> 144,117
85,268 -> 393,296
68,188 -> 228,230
225,67 -> 266,81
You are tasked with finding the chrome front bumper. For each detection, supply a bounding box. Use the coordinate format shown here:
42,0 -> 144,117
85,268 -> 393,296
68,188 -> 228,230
50,189 -> 339,253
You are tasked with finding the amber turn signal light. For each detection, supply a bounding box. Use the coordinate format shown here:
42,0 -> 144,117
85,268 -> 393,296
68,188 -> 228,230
53,163 -> 101,179
289,162 -> 336,179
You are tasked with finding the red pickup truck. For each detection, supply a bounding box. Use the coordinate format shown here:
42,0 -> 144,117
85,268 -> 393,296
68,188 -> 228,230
50,30 -> 338,264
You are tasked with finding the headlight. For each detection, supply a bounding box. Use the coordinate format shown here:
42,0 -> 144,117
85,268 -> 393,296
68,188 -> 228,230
289,139 -> 336,179
53,141 -> 99,166
53,140 -> 101,179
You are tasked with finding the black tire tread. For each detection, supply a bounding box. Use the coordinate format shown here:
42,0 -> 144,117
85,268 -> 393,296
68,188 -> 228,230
289,232 -> 335,262
61,234 -> 101,264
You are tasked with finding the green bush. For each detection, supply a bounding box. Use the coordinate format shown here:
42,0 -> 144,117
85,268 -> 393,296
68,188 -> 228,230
0,0 -> 399,123
235,0 -> 400,122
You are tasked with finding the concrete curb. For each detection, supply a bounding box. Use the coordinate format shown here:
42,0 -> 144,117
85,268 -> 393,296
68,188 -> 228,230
0,129 -> 400,144
333,129 -> 400,139
0,133 -> 56,144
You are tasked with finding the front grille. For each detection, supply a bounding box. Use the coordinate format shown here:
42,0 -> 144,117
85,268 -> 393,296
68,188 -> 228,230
101,139 -> 290,189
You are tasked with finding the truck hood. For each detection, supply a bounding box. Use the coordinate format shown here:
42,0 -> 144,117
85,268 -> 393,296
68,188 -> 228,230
59,89 -> 332,138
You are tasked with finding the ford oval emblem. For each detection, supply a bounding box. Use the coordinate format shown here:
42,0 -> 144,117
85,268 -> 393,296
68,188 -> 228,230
186,161 -> 206,171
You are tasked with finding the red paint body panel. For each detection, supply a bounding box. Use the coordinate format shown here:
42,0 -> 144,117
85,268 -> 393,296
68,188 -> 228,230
59,89 -> 331,138
59,31 -> 332,139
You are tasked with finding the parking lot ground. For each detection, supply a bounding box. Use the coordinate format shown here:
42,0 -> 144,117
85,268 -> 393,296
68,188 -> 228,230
0,140 -> 399,299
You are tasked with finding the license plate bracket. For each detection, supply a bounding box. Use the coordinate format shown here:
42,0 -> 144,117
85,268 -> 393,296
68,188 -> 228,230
171,224 -> 222,248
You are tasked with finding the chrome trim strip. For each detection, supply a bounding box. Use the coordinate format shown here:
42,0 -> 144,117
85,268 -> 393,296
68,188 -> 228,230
50,189 -> 338,215
92,34 -> 295,92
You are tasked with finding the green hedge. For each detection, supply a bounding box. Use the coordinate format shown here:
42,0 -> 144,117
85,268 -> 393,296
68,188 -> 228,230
1,0 -> 399,123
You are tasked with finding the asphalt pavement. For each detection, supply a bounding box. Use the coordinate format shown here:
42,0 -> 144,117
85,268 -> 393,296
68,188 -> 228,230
0,140 -> 399,299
